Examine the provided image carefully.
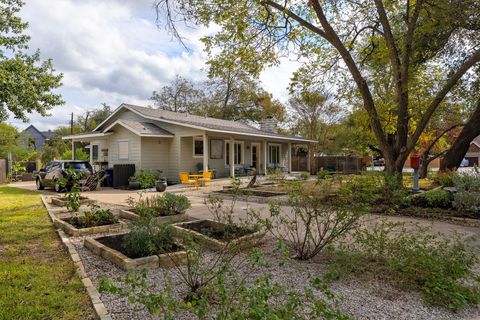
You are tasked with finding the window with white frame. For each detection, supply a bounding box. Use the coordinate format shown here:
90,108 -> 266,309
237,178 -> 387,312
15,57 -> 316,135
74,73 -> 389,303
118,141 -> 129,160
193,137 -> 204,157
225,141 -> 243,165
268,144 -> 281,165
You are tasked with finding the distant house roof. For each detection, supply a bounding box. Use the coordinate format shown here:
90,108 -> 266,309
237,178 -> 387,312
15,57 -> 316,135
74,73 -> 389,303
23,125 -> 56,140
93,103 -> 316,143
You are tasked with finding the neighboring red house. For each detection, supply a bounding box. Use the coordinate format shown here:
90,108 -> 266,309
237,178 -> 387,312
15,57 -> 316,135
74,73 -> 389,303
465,136 -> 480,166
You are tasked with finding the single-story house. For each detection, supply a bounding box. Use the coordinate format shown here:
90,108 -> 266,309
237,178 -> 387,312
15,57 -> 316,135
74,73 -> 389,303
63,103 -> 316,182
465,136 -> 480,166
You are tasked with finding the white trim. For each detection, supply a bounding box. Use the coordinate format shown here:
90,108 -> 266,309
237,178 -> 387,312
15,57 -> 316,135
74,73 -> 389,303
95,104 -> 316,143
118,140 -> 129,160
225,140 -> 244,167
251,142 -> 261,171
471,140 -> 480,148
62,132 -> 113,140
192,136 -> 204,158
104,120 -> 174,138
268,143 -> 281,166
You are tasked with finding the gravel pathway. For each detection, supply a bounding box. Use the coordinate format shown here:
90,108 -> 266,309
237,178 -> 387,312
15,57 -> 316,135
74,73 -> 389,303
71,232 -> 480,320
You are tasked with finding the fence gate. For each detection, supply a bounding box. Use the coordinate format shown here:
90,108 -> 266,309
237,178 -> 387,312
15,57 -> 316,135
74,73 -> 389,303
291,155 -> 308,172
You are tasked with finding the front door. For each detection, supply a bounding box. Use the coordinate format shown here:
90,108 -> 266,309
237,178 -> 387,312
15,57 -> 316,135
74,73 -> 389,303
251,143 -> 260,172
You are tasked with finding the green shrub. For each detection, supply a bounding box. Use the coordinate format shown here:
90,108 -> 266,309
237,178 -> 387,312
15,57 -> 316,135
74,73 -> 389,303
316,170 -> 331,180
433,171 -> 456,187
127,192 -> 191,217
453,174 -> 480,214
325,221 -> 480,310
129,169 -> 161,189
299,171 -> 309,180
339,174 -> 382,205
122,219 -> 177,258
422,189 -> 451,208
71,204 -> 118,227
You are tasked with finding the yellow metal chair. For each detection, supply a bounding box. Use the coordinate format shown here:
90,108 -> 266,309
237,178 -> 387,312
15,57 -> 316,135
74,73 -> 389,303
199,170 -> 213,186
179,172 -> 196,190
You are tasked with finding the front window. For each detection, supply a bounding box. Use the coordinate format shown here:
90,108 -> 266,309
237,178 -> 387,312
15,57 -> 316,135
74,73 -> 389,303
92,145 -> 99,162
225,141 -> 243,165
118,141 -> 129,160
193,137 -> 204,157
269,144 -> 281,165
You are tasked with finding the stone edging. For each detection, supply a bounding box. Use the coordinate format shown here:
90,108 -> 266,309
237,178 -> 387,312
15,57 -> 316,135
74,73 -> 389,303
119,209 -> 187,224
41,195 -> 112,320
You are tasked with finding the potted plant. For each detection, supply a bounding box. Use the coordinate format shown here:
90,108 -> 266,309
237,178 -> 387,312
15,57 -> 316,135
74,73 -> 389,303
128,176 -> 141,190
155,177 -> 167,192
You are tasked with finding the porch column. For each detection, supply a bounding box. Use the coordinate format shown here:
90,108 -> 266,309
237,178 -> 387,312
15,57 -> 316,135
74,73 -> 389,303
288,142 -> 292,173
307,143 -> 311,173
71,140 -> 75,160
263,140 -> 267,175
229,137 -> 235,178
203,133 -> 209,172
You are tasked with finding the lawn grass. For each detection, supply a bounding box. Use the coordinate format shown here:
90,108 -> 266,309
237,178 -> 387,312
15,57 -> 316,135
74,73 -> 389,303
0,186 -> 94,320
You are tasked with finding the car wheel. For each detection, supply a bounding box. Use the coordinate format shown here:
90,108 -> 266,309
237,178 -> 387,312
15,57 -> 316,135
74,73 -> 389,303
54,181 -> 62,193
36,178 -> 44,190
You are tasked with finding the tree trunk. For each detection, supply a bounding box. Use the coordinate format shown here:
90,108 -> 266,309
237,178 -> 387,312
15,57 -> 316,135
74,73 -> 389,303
440,102 -> 480,171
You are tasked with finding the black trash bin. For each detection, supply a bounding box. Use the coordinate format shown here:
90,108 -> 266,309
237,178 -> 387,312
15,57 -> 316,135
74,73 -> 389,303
105,168 -> 114,187
113,164 -> 135,189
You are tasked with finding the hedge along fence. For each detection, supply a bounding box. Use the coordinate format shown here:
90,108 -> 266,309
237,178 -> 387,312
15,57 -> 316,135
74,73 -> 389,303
314,156 -> 364,174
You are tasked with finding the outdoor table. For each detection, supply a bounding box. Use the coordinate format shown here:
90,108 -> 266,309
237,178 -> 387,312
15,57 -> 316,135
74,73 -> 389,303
189,174 -> 203,190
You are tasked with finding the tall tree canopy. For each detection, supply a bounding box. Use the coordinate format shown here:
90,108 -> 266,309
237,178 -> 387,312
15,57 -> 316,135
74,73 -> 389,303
154,0 -> 480,178
0,0 -> 63,122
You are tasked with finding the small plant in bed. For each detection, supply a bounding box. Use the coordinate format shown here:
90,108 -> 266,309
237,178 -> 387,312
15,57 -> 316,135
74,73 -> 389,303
129,169 -> 161,189
97,219 -> 179,259
126,192 -> 191,218
68,204 -> 118,229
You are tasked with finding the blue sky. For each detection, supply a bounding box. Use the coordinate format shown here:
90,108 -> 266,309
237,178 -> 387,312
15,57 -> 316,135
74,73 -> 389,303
7,0 -> 299,131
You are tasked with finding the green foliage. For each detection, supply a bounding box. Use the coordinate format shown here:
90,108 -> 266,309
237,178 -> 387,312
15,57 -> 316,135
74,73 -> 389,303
60,167 -> 84,212
65,185 -> 81,212
122,219 -> 177,258
71,204 -> 118,228
325,221 -> 480,310
127,192 -> 191,217
453,174 -> 480,214
0,0 -> 63,122
433,171 -> 456,187
316,170 -> 331,180
299,171 -> 309,180
99,249 -> 348,319
411,189 -> 451,208
129,169 -> 161,189
61,148 -> 89,161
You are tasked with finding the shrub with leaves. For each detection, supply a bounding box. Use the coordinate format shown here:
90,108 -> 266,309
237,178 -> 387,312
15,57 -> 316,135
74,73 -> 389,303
453,174 -> 480,214
299,171 -> 309,180
411,189 -> 451,208
433,171 -> 456,187
129,169 -> 161,189
255,179 -> 367,260
99,248 -> 347,319
60,167 -> 84,212
317,170 -> 331,180
122,219 -> 177,258
70,204 -> 118,228
324,221 -> 480,310
127,192 -> 191,217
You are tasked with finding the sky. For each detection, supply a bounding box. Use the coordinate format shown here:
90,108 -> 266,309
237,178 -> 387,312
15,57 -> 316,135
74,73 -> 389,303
7,0 -> 300,131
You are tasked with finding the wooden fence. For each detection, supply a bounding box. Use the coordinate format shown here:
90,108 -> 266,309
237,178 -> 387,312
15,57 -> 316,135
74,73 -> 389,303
0,159 -> 6,184
314,156 -> 363,174
291,155 -> 309,172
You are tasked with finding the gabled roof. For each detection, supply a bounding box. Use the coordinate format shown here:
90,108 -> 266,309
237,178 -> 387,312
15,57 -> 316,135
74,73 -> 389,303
105,120 -> 174,137
23,125 -> 56,140
94,103 -> 316,143
471,136 -> 480,148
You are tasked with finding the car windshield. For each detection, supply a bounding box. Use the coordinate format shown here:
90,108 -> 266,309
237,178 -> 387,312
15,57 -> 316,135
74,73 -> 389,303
65,162 -> 92,171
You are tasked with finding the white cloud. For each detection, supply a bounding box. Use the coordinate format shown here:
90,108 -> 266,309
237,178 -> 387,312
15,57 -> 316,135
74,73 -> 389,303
8,0 -> 298,130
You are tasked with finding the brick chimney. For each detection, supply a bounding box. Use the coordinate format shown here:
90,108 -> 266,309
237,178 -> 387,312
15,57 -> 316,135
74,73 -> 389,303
259,117 -> 276,133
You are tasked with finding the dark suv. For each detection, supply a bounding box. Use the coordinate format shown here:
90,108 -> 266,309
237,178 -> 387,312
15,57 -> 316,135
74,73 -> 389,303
34,160 -> 93,192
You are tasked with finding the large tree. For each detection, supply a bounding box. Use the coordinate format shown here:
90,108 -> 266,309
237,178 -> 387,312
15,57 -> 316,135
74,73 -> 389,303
0,0 -> 63,122
154,0 -> 480,180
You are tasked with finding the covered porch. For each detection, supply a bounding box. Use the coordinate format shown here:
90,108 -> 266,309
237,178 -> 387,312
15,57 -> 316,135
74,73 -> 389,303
178,132 -> 313,179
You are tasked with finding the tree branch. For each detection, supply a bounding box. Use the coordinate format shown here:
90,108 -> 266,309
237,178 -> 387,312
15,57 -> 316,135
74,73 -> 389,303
408,48 -> 480,151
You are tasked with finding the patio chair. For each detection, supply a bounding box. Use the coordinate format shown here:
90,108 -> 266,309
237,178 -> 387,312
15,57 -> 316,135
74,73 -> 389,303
179,172 -> 196,190
199,170 -> 213,186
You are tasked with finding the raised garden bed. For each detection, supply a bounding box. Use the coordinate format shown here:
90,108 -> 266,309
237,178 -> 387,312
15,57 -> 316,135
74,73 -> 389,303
174,219 -> 265,251
119,209 -> 187,224
51,196 -> 91,207
84,233 -> 188,270
53,217 -> 127,236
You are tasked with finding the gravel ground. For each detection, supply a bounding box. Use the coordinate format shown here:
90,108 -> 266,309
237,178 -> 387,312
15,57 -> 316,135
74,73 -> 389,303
71,232 -> 480,320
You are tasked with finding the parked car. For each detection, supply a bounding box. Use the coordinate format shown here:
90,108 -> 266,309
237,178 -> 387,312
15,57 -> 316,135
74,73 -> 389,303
34,160 -> 93,192
460,158 -> 469,167
372,157 -> 385,166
